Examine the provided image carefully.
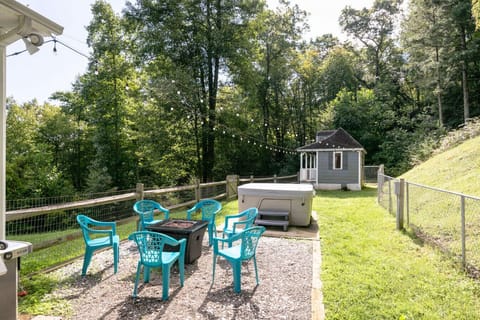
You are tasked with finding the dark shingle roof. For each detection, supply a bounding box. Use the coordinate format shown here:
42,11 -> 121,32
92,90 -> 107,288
297,128 -> 364,151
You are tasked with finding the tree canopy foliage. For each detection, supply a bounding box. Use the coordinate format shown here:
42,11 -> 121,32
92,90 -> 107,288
6,0 -> 480,198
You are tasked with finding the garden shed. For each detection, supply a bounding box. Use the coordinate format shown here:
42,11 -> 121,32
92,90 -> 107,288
297,128 -> 365,190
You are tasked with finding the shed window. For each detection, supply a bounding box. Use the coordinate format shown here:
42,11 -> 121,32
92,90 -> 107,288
333,151 -> 343,170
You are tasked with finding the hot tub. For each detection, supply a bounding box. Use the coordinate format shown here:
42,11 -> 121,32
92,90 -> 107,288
238,183 -> 315,227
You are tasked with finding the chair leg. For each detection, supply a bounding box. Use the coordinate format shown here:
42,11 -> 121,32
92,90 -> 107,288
132,262 -> 142,298
81,248 -> 93,276
231,260 -> 242,293
212,254 -> 217,285
207,224 -> 213,247
144,266 -> 151,283
253,256 -> 260,285
178,256 -> 185,286
113,243 -> 119,274
162,264 -> 170,301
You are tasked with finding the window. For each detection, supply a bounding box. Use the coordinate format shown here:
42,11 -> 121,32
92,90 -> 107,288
333,151 -> 343,170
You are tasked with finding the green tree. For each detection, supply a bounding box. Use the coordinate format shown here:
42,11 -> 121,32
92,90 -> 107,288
340,0 -> 403,85
125,0 -> 264,181
402,0 -> 478,126
6,99 -> 74,198
83,0 -> 138,189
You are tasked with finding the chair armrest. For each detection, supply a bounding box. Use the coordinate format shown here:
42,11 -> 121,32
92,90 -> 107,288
186,206 -> 196,220
156,204 -> 170,217
223,213 -> 244,229
212,233 -> 241,251
162,234 -> 186,248
178,238 -> 186,254
91,221 -> 117,234
164,236 -> 186,254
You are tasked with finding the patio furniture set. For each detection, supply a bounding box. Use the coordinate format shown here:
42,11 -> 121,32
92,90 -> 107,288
76,199 -> 266,301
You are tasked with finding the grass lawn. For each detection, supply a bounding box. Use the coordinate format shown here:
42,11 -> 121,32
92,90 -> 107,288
317,187 -> 480,319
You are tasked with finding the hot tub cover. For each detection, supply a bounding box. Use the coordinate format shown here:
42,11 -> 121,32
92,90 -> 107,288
238,183 -> 315,197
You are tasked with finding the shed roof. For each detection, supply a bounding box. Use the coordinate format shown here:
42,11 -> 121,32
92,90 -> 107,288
297,128 -> 365,152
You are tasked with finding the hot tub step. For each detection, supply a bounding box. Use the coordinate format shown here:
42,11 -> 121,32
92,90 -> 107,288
255,219 -> 289,231
258,210 -> 289,218
255,218 -> 289,231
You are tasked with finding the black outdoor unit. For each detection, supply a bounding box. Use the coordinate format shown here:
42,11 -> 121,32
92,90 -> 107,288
0,240 -> 32,320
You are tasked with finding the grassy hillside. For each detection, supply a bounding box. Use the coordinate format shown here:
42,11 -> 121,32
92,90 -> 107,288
401,135 -> 480,196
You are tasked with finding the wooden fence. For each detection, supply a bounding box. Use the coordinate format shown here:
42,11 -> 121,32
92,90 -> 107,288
6,173 -> 298,250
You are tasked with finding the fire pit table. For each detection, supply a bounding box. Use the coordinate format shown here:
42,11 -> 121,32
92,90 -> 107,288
146,219 -> 208,264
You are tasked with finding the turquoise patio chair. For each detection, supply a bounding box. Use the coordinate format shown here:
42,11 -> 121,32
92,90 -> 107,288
186,199 -> 222,247
76,214 -> 119,276
212,226 -> 266,293
133,199 -> 170,231
222,207 -> 258,247
128,231 -> 186,300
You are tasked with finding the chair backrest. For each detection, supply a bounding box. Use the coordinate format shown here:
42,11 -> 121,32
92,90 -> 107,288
133,200 -> 170,223
189,199 -> 221,221
128,231 -> 178,267
77,214 -> 92,242
243,207 -> 258,221
240,226 -> 266,260
240,207 -> 258,229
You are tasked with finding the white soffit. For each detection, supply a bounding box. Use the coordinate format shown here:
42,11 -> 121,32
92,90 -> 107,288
0,0 -> 63,46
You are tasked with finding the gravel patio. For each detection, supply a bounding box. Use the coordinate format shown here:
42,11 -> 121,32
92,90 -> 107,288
28,218 -> 322,320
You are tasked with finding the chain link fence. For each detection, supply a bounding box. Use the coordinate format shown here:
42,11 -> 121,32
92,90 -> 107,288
378,172 -> 480,274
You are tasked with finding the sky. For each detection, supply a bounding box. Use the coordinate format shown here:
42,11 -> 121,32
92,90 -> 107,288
5,0 -> 374,104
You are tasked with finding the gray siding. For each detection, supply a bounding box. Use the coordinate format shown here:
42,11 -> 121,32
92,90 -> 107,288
317,151 -> 359,184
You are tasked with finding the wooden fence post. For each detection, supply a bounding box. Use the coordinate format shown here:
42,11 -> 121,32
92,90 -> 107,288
226,175 -> 239,199
274,174 -> 277,183
135,183 -> 144,201
395,178 -> 405,230
250,175 -> 254,183
194,178 -> 201,202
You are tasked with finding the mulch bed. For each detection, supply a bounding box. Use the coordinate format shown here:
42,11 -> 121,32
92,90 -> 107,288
40,233 -> 313,319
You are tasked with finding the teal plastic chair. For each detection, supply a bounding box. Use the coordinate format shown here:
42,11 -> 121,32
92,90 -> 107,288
128,231 -> 186,300
76,214 -> 119,276
133,199 -> 170,231
186,199 -> 222,246
222,207 -> 258,247
212,226 -> 266,293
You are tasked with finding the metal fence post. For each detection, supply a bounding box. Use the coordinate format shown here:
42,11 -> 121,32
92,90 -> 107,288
377,165 -> 384,204
406,182 -> 410,226
250,175 -> 254,183
461,195 -> 466,268
395,178 -> 404,230
274,174 -> 277,183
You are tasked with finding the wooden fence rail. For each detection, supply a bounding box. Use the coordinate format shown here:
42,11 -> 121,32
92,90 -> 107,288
6,175 -> 298,248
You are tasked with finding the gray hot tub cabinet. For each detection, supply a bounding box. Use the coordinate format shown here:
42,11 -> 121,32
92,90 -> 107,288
238,183 -> 315,227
